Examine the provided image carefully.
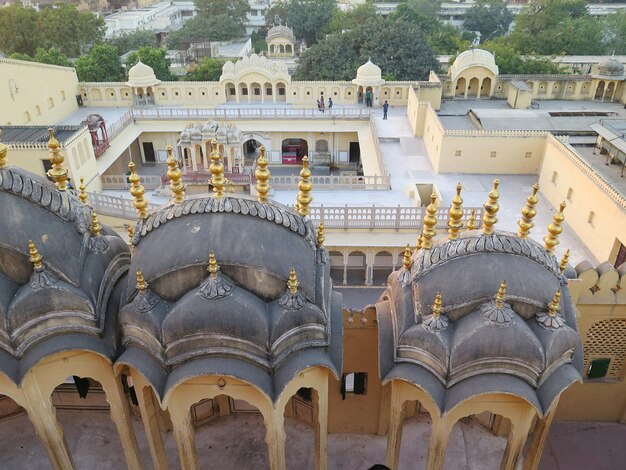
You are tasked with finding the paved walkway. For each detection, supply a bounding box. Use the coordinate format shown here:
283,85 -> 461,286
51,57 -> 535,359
0,410 -> 624,469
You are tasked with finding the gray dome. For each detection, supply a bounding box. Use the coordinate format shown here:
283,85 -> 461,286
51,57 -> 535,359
597,58 -> 624,76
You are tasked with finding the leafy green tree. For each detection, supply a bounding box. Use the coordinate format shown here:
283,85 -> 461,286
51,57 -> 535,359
38,4 -> 105,56
0,5 -> 41,55
328,3 -> 379,34
294,17 -> 439,81
8,52 -> 34,61
75,44 -> 124,82
185,58 -> 226,81
264,0 -> 290,26
480,40 -> 566,74
33,48 -> 71,67
463,0 -> 514,42
193,0 -> 249,26
126,47 -> 175,81
288,0 -> 336,46
107,31 -> 158,56
402,0 -> 442,18
165,15 -> 245,49
604,11 -> 626,54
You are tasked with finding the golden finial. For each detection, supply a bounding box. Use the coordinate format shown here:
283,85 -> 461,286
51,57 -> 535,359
208,250 -> 219,278
136,269 -> 148,291
517,183 -> 539,239
28,240 -> 43,271
209,139 -> 225,198
127,224 -> 134,240
46,128 -> 68,191
296,156 -> 312,216
90,210 -> 101,236
0,141 -> 8,169
228,180 -> 235,193
482,179 -> 500,235
544,202 -> 566,253
255,145 -> 271,203
78,177 -> 88,204
420,193 -> 437,250
128,162 -> 150,220
166,144 -> 185,204
316,223 -> 325,248
495,281 -> 507,309
431,292 -> 443,318
466,208 -> 477,231
559,249 -> 570,273
548,290 -> 561,317
287,268 -> 299,294
402,244 -> 412,270
415,234 -> 423,252
448,183 -> 464,240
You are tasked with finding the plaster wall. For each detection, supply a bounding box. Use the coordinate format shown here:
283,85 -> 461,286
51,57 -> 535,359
538,136 -> 626,263
0,59 -> 79,126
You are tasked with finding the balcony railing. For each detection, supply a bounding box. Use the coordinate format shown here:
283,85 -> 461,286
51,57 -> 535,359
130,106 -> 372,120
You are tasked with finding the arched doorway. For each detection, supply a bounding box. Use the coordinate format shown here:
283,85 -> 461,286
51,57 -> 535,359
276,82 -> 287,102
468,78 -> 479,98
0,394 -> 49,467
397,399 -> 433,468
281,138 -> 308,165
373,251 -> 393,285
346,251 -> 366,285
329,251 -> 344,285
481,77 -> 492,98
606,81 -> 615,101
594,81 -> 605,100
250,82 -> 262,102
225,82 -> 236,102
284,387 -> 316,468
455,78 -> 466,97
243,139 -> 261,166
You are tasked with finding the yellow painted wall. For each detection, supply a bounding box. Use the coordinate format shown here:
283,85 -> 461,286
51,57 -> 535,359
0,59 -> 79,126
538,136 -> 626,263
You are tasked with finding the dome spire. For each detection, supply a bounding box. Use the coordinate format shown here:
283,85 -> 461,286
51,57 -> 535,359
287,268 -> 299,294
136,269 -> 148,291
0,140 -> 8,169
90,210 -> 101,236
536,290 -> 565,329
495,280 -> 507,309
255,145 -> 271,203
316,223 -> 325,248
209,139 -> 225,198
78,177 -> 88,204
166,144 -> 185,204
448,183 -> 464,240
420,193 -> 437,250
518,183 -> 539,239
423,292 -> 448,331
402,244 -> 413,270
466,208 -> 477,231
28,240 -> 43,271
544,202 -> 566,253
296,156 -> 312,216
128,162 -> 150,219
47,128 -> 69,191
480,280 -> 514,326
548,290 -> 561,317
482,178 -> 500,235
431,292 -> 443,318
208,250 -> 220,278
559,249 -> 570,273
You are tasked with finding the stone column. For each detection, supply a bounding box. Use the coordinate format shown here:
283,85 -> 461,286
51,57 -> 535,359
500,407 -> 535,470
100,372 -> 143,470
522,399 -> 558,470
265,407 -> 286,470
190,146 -> 198,172
313,371 -> 329,470
22,381 -> 75,470
273,84 -> 277,104
135,377 -> 168,470
342,259 -> 348,286
169,395 -> 198,470
426,416 -> 451,470
385,385 -> 405,469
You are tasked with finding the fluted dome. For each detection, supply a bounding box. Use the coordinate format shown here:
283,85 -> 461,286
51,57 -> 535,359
449,49 -> 499,82
593,58 -> 625,79
377,231 -> 582,417
267,25 -> 295,42
352,60 -> 385,86
126,60 -> 160,88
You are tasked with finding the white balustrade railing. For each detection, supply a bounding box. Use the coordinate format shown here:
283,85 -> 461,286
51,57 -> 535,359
88,191 -> 483,230
269,174 -> 390,190
130,106 -> 372,121
101,174 -> 162,190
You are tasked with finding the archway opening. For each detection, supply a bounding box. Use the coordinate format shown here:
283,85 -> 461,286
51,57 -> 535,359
282,138 -> 308,165
284,387 -> 317,469
250,82 -> 262,102
243,139 -> 261,165
329,251 -> 344,285
594,81 -> 606,100
481,77 -> 492,98
276,82 -> 287,102
398,399 -> 433,468
193,394 -> 269,467
443,413 -> 512,469
0,394 -> 48,467
606,81 -> 615,100
373,251 -> 393,285
225,83 -> 236,102
346,251 -> 366,286
455,78 -> 466,97
467,78 -> 479,98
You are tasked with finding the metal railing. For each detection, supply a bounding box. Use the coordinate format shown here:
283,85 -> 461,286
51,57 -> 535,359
88,192 -> 483,229
269,174 -> 391,190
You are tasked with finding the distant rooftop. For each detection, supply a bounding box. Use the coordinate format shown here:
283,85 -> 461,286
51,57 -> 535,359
0,125 -> 81,144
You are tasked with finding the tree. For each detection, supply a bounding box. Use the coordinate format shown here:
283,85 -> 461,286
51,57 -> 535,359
185,58 -> 226,81
480,40 -> 566,74
288,0 -> 336,46
604,11 -> 626,54
33,48 -> 71,67
38,4 -> 105,56
165,15 -> 246,49
294,17 -> 439,81
107,31 -> 158,56
126,47 -> 175,81
75,44 -> 124,82
193,0 -> 249,27
264,0 -> 290,27
9,52 -> 34,62
328,3 -> 379,34
0,5 -> 41,56
402,0 -> 442,18
463,0 -> 514,42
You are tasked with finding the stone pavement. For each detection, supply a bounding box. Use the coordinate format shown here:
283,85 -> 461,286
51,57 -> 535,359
0,410 -> 624,469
